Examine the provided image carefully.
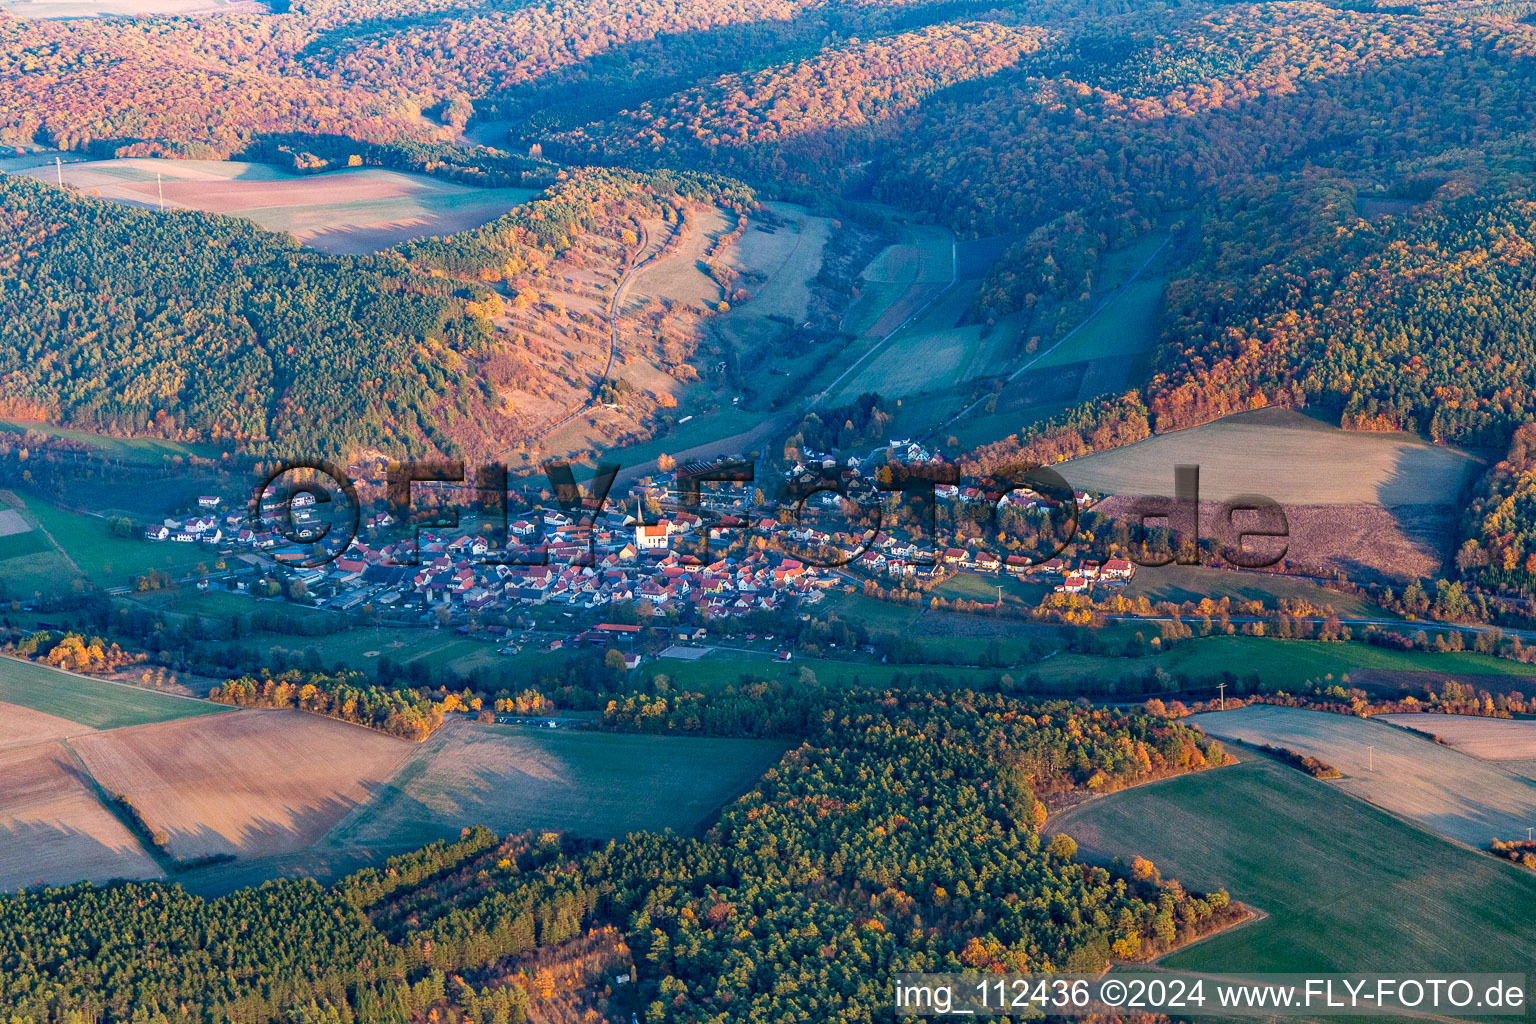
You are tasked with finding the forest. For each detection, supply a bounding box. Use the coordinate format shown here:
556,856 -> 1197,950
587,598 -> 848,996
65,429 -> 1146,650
0,690 -> 1235,1023
0,165 -> 747,459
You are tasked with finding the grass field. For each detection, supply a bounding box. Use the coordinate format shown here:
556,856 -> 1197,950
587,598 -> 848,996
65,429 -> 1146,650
0,742 -> 162,891
0,655 -> 225,730
0,420 -> 225,463
13,492 -> 212,589
1124,565 -> 1383,618
1031,275 -> 1165,374
216,625 -> 508,678
1055,754 -> 1536,973
22,159 -> 536,255
73,708 -> 413,862
840,221 -> 953,340
624,205 -> 734,313
1024,635 -> 1536,690
1057,408 -> 1481,504
1190,704 -> 1536,848
323,721 -> 788,851
1379,713 -> 1536,760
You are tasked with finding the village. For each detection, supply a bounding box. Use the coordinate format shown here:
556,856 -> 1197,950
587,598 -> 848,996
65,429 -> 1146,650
138,440 -> 1133,635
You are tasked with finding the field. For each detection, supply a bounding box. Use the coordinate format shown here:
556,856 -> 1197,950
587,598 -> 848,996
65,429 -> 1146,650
72,709 -> 413,861
711,202 -> 839,412
1058,408 -> 1481,505
0,489 -> 218,595
0,420 -> 225,464
323,721 -> 789,852
21,159 -> 536,254
1031,265 -> 1166,377
1022,635 -> 1536,692
840,222 -> 954,340
1055,754 -> 1536,973
945,228 -> 1174,451
0,743 -> 163,891
625,205 -> 735,313
1124,564 -> 1383,618
0,700 -> 93,751
1379,713 -> 1536,760
1190,704 -> 1536,848
0,655 -> 226,730
212,625 -> 509,680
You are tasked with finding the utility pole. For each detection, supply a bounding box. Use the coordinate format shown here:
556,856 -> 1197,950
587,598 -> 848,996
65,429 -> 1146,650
157,173 -> 164,210
1527,826 -> 1532,842
55,156 -> 62,188
1218,680 -> 1226,711
1367,745 -> 1374,771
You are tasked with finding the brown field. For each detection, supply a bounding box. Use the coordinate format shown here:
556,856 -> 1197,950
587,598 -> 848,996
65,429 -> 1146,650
0,699 -> 93,751
1092,496 -> 1455,580
1191,704 -> 1536,848
1059,408 -> 1481,505
22,159 -> 535,254
71,709 -> 413,862
1379,713 -> 1536,760
0,743 -> 161,890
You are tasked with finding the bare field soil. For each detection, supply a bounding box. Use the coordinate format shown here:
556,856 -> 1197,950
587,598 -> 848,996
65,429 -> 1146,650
1379,713 -> 1536,760
1058,408 -> 1481,505
1092,497 -> 1455,581
0,743 -> 161,890
72,709 -> 413,862
22,159 -> 534,254
0,699 -> 93,751
1190,704 -> 1536,848
325,721 -> 788,852
0,508 -> 31,537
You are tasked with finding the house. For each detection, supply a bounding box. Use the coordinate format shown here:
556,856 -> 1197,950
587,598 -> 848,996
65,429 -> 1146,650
1102,557 -> 1136,580
1058,575 -> 1088,594
973,552 -> 1000,572
197,496 -> 221,509
144,524 -> 170,542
